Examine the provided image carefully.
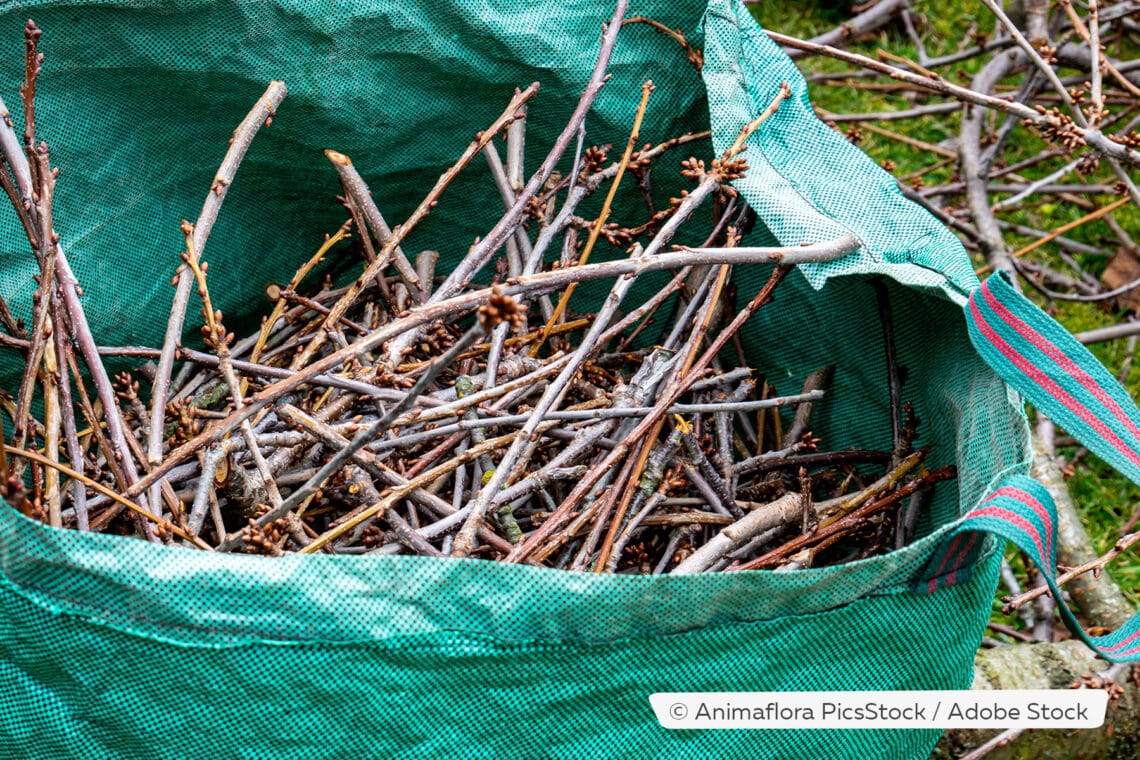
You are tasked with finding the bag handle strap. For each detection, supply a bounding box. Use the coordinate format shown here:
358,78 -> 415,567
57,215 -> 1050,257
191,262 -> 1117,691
918,271 -> 1140,662
971,272 -> 1140,483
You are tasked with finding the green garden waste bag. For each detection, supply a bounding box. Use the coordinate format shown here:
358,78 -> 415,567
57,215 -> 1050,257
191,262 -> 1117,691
4,1 -> 1140,758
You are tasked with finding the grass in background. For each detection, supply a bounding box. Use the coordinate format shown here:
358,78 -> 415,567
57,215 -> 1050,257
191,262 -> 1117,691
747,0 -> 1140,616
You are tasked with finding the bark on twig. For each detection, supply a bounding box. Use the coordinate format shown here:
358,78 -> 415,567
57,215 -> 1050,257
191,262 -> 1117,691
148,81 -> 287,513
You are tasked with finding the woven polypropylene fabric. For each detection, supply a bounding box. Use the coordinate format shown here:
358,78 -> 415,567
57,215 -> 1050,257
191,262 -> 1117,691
0,1 -> 1030,758
0,506 -> 1003,759
923,474 -> 1140,662
701,0 -> 1029,528
0,0 -> 712,357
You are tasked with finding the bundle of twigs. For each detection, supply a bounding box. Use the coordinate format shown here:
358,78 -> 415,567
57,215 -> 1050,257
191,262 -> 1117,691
0,9 -> 953,574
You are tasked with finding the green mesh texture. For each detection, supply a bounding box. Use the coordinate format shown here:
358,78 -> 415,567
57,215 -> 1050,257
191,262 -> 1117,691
0,1 -> 1030,758
700,0 -> 1030,534
0,507 -> 1002,759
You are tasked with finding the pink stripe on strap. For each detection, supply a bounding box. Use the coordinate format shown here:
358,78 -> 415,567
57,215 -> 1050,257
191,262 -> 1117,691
927,534 -> 964,593
968,505 -> 1046,562
1100,627 -> 1140,653
969,297 -> 1140,471
944,532 -> 978,588
982,282 -> 1140,444
1112,642 -> 1140,658
985,486 -> 1053,559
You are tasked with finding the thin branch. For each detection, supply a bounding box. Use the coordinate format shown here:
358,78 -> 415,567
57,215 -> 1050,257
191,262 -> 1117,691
3,444 -> 211,550
766,30 -> 1140,165
783,0 -> 912,59
325,150 -> 424,301
148,81 -> 286,513
533,80 -> 656,354
428,0 -> 631,306
1005,529 -> 1140,611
